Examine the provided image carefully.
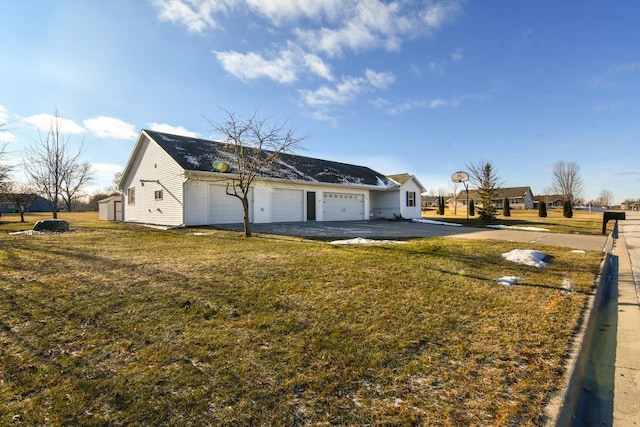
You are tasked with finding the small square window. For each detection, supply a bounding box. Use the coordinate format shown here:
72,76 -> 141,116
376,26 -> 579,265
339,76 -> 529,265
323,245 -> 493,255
155,190 -> 163,200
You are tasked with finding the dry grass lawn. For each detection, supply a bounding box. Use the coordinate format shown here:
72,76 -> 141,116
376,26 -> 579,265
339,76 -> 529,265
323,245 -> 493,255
0,212 -> 603,425
422,207 -> 608,234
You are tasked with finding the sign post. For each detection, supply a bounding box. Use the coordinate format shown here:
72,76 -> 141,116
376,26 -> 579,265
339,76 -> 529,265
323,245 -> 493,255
451,171 -> 470,224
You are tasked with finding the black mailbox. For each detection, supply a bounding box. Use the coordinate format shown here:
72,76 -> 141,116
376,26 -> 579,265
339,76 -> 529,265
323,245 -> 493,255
602,211 -> 626,235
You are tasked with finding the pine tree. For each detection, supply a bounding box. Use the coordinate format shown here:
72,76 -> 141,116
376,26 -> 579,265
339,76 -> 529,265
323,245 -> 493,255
538,201 -> 547,217
438,196 -> 445,215
503,197 -> 511,217
563,199 -> 573,218
469,200 -> 475,216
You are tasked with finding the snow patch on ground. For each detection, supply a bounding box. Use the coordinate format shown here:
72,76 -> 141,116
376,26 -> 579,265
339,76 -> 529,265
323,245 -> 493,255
330,237 -> 407,245
412,219 -> 463,227
502,249 -> 549,268
497,276 -> 521,286
487,224 -> 550,232
562,277 -> 575,292
570,249 -> 586,254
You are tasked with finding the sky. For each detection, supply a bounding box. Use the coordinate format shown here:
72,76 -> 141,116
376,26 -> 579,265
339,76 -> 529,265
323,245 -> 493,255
1,0 -> 639,203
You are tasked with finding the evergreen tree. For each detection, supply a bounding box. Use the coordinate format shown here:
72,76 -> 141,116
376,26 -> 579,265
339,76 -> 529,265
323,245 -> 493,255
469,200 -> 475,217
563,199 -> 573,218
467,161 -> 502,222
438,196 -> 445,215
503,197 -> 511,217
538,201 -> 547,218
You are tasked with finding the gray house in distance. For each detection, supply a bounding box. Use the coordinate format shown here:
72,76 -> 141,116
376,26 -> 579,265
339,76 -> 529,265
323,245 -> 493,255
455,186 -> 536,210
118,130 -> 426,227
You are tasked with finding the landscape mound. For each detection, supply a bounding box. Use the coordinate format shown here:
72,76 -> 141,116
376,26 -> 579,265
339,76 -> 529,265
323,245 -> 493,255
33,219 -> 70,233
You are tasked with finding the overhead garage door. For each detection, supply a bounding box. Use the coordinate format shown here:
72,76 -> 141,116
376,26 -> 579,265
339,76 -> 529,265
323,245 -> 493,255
209,184 -> 251,224
272,189 -> 304,222
323,192 -> 365,221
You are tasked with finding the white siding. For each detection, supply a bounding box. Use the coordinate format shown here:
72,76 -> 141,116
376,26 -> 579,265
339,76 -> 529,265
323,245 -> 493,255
399,180 -> 423,219
121,137 -> 185,226
370,190 -> 400,219
184,180 -> 209,225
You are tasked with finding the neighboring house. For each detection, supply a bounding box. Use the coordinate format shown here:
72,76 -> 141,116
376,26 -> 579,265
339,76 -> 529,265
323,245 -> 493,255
371,173 -> 426,219
98,195 -> 124,221
455,186 -> 536,210
0,194 -> 52,213
421,195 -> 440,209
118,130 -> 425,227
534,195 -> 566,209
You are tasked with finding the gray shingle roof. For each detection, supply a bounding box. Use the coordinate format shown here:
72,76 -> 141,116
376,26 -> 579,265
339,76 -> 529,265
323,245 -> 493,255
145,130 -> 397,188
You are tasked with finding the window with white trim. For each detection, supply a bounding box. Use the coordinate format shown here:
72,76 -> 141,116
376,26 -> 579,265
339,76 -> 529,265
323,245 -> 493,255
154,190 -> 163,201
406,191 -> 416,207
127,187 -> 135,205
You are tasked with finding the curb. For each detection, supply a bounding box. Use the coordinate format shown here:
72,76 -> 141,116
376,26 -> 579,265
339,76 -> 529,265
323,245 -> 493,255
544,234 -> 615,425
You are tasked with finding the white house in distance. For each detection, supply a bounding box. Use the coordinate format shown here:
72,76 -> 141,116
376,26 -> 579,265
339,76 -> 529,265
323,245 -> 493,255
118,130 -> 426,227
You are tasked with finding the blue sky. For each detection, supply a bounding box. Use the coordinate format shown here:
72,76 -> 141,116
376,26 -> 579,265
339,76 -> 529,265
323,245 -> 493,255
1,0 -> 639,203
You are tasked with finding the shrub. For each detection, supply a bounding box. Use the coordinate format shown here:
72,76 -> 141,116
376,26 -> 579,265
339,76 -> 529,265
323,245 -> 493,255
503,197 -> 511,217
538,202 -> 547,218
563,200 -> 573,218
538,201 -> 547,218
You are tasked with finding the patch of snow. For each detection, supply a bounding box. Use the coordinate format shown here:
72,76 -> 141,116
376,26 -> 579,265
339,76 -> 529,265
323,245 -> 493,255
502,249 -> 549,268
570,249 -> 586,254
330,237 -> 407,245
497,276 -> 520,286
562,277 -> 574,292
185,155 -> 200,167
413,219 -> 463,227
487,224 -> 550,231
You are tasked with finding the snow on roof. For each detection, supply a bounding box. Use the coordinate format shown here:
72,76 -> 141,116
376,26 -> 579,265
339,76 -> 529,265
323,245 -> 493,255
144,129 -> 397,188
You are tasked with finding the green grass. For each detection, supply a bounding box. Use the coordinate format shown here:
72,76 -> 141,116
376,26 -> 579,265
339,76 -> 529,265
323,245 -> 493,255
0,213 -> 603,425
422,208 -> 609,234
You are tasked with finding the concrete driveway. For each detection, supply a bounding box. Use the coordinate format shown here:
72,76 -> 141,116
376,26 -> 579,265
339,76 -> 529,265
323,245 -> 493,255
215,219 -> 609,251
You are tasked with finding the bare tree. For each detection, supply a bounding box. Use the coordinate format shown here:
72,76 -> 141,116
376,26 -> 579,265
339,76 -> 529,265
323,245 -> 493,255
467,160 -> 503,221
3,182 -> 35,222
24,110 -> 92,218
551,161 -> 583,204
0,122 -> 13,193
61,160 -> 93,212
598,189 -> 614,208
206,110 -> 305,237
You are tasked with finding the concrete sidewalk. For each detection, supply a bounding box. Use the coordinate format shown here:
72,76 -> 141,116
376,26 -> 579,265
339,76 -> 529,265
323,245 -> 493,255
613,213 -> 640,425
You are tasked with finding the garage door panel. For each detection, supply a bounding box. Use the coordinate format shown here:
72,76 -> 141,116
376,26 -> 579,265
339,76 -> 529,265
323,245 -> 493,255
272,189 -> 304,222
323,192 -> 364,221
209,185 -> 250,224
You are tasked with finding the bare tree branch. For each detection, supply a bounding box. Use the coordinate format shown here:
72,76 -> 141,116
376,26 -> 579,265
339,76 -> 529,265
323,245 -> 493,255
205,109 -> 305,237
551,161 -> 583,203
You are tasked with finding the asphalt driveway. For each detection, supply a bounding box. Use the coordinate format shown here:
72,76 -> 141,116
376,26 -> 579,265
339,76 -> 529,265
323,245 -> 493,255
214,219 -> 609,251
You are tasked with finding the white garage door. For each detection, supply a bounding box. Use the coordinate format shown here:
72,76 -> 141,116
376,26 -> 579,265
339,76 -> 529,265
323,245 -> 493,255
323,192 -> 365,221
209,184 -> 251,224
272,189 -> 304,222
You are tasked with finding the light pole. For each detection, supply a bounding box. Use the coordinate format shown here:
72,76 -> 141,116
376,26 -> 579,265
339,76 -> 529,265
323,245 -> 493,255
451,171 -> 470,224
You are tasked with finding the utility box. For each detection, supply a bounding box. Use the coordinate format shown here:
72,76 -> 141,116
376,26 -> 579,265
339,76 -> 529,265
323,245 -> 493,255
602,211 -> 625,235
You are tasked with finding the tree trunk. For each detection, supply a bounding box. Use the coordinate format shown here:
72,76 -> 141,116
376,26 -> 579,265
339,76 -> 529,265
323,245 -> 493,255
242,196 -> 252,238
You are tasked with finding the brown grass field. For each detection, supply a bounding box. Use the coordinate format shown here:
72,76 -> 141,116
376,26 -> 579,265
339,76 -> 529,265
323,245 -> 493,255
0,211 -> 605,425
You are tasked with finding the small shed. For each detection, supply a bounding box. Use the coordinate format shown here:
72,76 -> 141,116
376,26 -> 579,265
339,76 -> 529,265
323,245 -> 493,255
98,195 -> 124,221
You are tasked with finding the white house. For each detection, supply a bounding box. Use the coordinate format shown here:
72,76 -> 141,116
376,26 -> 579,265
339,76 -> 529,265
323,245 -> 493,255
118,130 -> 426,227
98,195 -> 123,221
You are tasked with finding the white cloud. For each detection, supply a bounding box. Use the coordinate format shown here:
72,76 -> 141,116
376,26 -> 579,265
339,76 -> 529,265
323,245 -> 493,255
214,44 -> 334,83
23,113 -> 86,134
153,0 -> 233,33
301,68 -> 394,108
84,116 -> 138,140
214,49 -> 298,83
377,97 -> 459,115
148,122 -> 200,137
245,0 -> 342,23
451,48 -> 463,62
421,1 -> 462,30
0,106 -> 17,143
